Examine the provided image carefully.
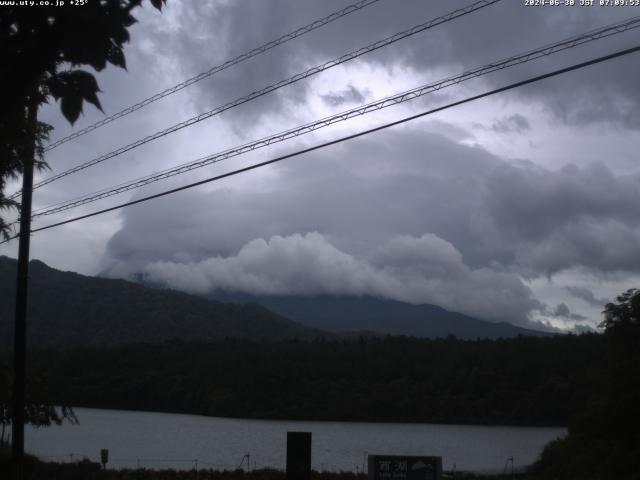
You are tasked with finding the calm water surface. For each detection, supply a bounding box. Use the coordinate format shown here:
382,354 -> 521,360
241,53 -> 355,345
26,408 -> 566,473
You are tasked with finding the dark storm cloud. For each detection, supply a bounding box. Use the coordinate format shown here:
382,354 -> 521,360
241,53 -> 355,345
565,286 -> 610,308
490,114 -> 530,134
475,161 -> 640,275
320,85 -> 368,107
101,127 -> 540,324
140,0 -> 372,126
101,126 -> 640,324
473,114 -> 531,134
552,303 -> 587,322
102,128 -> 502,271
574,324 -> 597,334
385,1 -> 640,128
146,0 -> 640,129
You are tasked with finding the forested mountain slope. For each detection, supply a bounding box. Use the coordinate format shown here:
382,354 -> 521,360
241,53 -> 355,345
0,256 -> 324,348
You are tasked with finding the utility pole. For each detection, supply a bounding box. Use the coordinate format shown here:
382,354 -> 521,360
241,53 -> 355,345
12,97 -> 38,480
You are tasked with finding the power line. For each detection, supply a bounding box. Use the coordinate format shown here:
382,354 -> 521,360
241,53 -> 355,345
2,43 -> 636,245
11,0 -> 501,199
26,15 -> 640,219
43,0 -> 384,152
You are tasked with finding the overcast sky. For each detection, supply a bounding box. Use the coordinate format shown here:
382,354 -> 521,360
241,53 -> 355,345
3,0 -> 640,331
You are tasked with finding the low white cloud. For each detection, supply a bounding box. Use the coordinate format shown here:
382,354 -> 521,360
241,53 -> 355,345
133,231 -> 540,326
143,232 -> 381,297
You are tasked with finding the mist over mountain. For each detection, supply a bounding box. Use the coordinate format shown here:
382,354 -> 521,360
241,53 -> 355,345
207,292 -> 552,339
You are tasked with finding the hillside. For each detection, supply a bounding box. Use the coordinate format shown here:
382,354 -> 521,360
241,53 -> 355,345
208,292 -> 549,339
27,334 -> 603,426
0,256 -> 324,349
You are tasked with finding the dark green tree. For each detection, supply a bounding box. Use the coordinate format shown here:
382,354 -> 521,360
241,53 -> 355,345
0,2 -> 168,473
601,288 -> 640,331
598,289 -> 640,472
534,288 -> 640,479
0,362 -> 76,447
0,0 -> 166,239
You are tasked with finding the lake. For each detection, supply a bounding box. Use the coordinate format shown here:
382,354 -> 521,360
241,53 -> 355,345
25,408 -> 566,473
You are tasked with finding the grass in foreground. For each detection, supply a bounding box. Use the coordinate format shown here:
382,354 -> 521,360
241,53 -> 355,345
0,453 -> 529,480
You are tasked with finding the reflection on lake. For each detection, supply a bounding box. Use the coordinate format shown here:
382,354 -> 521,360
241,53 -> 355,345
26,408 -> 566,473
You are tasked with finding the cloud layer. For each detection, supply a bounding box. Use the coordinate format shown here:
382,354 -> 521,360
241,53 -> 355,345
154,0 -> 640,128
101,127 -> 640,327
137,231 -> 540,326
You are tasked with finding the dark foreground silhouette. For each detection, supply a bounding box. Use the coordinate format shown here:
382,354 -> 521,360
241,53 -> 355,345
18,334 -> 603,427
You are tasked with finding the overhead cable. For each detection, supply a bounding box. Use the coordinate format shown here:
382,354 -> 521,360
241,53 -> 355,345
13,0 -> 501,199
43,0 -> 384,152
1,43 -> 636,245
28,15 -> 640,219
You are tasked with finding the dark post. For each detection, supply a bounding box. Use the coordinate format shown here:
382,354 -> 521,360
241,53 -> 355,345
11,98 -> 37,480
286,432 -> 311,480
100,449 -> 109,470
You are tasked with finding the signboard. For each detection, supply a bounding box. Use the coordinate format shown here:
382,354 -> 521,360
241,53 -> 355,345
368,455 -> 442,480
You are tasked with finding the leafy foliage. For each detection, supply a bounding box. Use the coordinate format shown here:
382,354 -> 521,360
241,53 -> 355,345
47,71 -> 103,125
533,289 -> 640,479
21,334 -> 604,427
600,288 -> 640,331
0,461 -> 368,480
0,0 -> 166,239
0,453 -> 103,480
0,362 -> 76,446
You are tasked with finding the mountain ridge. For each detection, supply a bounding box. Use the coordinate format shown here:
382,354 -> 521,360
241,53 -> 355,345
0,256 -> 325,349
0,256 -> 550,349
206,291 -> 551,339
